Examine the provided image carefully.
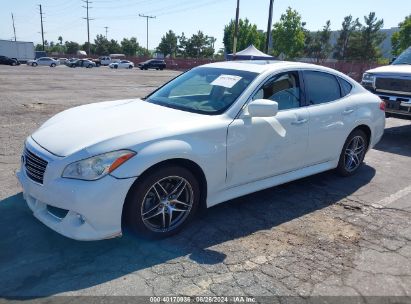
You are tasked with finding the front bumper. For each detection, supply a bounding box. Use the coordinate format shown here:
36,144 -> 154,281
17,138 -> 137,241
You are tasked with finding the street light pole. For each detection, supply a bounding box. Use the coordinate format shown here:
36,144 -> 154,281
232,0 -> 240,57
265,0 -> 274,54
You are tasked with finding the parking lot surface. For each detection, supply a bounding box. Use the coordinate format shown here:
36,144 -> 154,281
0,65 -> 411,299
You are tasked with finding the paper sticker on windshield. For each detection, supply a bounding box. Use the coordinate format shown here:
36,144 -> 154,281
211,75 -> 242,88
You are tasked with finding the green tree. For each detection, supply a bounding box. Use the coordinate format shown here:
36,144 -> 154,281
333,15 -> 361,60
81,42 -> 96,55
64,41 -> 80,54
346,12 -> 385,61
157,30 -> 178,58
305,20 -> 332,63
271,7 -> 305,60
223,18 -> 265,53
58,36 -> 63,45
121,37 -> 141,56
392,15 -> 411,56
177,32 -> 188,57
108,39 -> 121,54
185,31 -> 215,58
94,34 -> 110,55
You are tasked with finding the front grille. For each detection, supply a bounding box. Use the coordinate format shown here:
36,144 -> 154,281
24,148 -> 48,184
376,77 -> 411,94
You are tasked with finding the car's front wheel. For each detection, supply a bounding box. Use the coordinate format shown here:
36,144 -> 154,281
123,165 -> 200,238
32,62 -> 38,67
50,63 -> 56,67
336,129 -> 368,176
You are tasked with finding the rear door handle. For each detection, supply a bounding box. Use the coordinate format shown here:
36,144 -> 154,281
291,118 -> 308,125
342,108 -> 355,115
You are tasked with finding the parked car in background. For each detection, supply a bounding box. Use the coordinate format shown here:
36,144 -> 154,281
58,58 -> 68,65
362,46 -> 411,119
98,55 -> 124,66
0,55 -> 19,66
138,59 -> 166,70
67,59 -> 96,68
17,61 -> 385,241
84,58 -> 101,67
27,57 -> 59,67
109,60 -> 134,69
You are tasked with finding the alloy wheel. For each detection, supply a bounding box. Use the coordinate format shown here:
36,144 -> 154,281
344,135 -> 365,172
141,176 -> 194,233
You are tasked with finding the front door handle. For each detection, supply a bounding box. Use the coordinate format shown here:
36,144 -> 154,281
343,108 -> 355,115
291,118 -> 308,125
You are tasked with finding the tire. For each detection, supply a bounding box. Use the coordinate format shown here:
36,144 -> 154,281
123,165 -> 200,239
88,64 -> 93,68
11,62 -> 16,66
32,62 -> 37,67
139,67 -> 143,70
336,129 -> 368,177
50,63 -> 56,67
129,65 -> 133,69
114,65 -> 118,69
160,67 -> 164,70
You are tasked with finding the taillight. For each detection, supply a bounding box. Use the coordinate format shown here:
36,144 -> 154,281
379,100 -> 386,111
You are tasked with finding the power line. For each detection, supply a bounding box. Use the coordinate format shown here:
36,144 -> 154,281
11,13 -> 17,41
82,0 -> 94,55
39,4 -> 45,51
139,14 -> 155,51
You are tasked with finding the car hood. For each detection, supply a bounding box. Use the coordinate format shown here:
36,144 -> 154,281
32,99 -> 212,157
366,64 -> 411,77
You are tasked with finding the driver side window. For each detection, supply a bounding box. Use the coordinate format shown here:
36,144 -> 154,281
253,71 -> 301,111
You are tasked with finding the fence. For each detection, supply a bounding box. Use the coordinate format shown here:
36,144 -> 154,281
58,53 -> 380,81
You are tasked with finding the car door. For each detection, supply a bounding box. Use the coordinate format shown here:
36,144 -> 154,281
303,70 -> 353,165
226,71 -> 310,187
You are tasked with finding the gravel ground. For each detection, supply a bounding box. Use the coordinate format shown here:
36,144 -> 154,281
0,65 -> 411,301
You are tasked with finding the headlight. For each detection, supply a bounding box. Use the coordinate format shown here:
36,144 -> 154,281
362,73 -> 376,83
62,150 -> 136,180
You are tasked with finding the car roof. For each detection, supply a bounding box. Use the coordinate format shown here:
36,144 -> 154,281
203,60 -> 330,74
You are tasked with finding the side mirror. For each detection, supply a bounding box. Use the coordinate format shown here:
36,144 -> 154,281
246,99 -> 279,117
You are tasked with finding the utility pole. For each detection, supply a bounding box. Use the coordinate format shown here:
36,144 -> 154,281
82,0 -> 93,55
104,26 -> 108,39
11,13 -> 16,41
232,0 -> 240,57
39,4 -> 45,51
139,14 -> 156,51
265,0 -> 274,54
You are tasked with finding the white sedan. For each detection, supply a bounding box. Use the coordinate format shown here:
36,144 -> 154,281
17,61 -> 385,240
27,57 -> 59,67
109,60 -> 134,69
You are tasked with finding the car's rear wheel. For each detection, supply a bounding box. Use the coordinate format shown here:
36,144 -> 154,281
336,129 -> 368,176
32,62 -> 37,67
129,65 -> 133,69
123,165 -> 200,239
114,65 -> 118,69
11,62 -> 16,66
88,64 -> 93,68
50,63 -> 56,67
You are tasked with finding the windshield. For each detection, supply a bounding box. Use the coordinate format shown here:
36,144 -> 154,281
146,67 -> 258,114
392,47 -> 411,65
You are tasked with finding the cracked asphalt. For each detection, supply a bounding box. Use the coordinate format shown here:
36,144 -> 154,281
0,65 -> 411,300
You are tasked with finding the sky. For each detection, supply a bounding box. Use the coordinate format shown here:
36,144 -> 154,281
1,0 -> 410,51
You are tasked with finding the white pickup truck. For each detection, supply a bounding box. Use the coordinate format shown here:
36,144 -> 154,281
362,46 -> 411,119
98,55 -> 125,66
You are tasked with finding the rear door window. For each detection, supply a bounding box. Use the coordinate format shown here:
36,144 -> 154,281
304,71 -> 342,105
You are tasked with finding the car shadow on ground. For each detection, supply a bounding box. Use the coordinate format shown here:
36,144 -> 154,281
0,163 -> 376,298
374,121 -> 411,157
